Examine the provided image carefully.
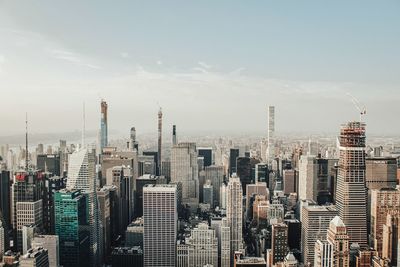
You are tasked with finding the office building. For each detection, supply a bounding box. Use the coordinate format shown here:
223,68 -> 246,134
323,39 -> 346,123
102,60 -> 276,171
366,157 -> 397,190
382,213 -> 400,266
143,184 -> 177,267
66,148 -> 99,266
31,235 -> 59,267
19,247 -> 49,267
97,186 -> 111,263
43,176 -> 65,235
157,107 -> 162,175
327,216 -> 350,267
255,163 -> 268,184
54,189 -> 90,267
237,157 -> 260,195
0,171 -> 10,231
203,181 -> 213,206
100,100 -> 108,152
0,221 -> 4,260
111,246 -> 143,267
227,174 -> 243,256
283,169 -> 296,195
271,223 -> 288,265
16,200 -> 43,253
171,143 -> 199,209
301,205 -> 337,265
267,105 -> 275,162
246,183 -> 268,217
134,175 -> 166,217
37,154 -> 61,176
205,165 -> 224,208
125,218 -> 143,247
185,222 -> 218,267
198,147 -> 213,167
234,251 -> 267,267
129,127 -> 139,152
229,148 -> 239,175
314,240 -> 333,267
370,188 -> 400,256
336,122 -> 368,246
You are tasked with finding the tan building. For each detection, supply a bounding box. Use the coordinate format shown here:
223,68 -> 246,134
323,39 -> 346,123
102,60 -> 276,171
327,216 -> 350,267
370,188 -> 400,256
382,212 -> 400,266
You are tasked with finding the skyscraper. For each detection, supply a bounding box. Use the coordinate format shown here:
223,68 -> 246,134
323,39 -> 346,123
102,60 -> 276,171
19,247 -> 49,267
382,213 -> 400,266
143,184 -> 177,267
100,100 -> 108,152
16,200 -> 43,252
171,142 -> 199,209
198,147 -> 213,167
157,107 -> 162,175
229,148 -> 239,175
0,171 -> 10,232
172,125 -> 177,146
370,188 -> 400,256
327,216 -> 350,267
31,235 -> 60,267
54,189 -> 90,267
66,149 -> 99,266
0,220 -> 4,260
271,223 -> 289,265
129,127 -> 139,152
267,106 -> 275,162
227,174 -> 243,257
336,122 -> 368,246
301,205 -> 337,265
205,165 -> 224,208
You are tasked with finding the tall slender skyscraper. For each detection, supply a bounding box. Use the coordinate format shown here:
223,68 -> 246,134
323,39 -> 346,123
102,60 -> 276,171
143,184 -> 177,267
227,174 -> 243,257
336,122 -> 368,246
100,100 -> 108,152
66,149 -> 99,266
172,125 -> 177,146
157,107 -> 162,175
267,106 -> 275,162
171,142 -> 199,209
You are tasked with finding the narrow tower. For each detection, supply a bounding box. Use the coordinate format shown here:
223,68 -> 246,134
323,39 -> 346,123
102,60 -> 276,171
157,107 -> 162,175
25,113 -> 29,170
267,106 -> 275,162
100,100 -> 108,152
172,125 -> 177,146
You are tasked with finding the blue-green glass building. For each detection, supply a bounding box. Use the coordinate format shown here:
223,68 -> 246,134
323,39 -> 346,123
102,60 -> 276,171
54,189 -> 90,267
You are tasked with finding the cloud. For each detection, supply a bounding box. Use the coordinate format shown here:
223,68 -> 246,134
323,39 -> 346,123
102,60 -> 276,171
50,49 -> 101,69
120,52 -> 130,59
156,60 -> 163,65
198,61 -> 212,69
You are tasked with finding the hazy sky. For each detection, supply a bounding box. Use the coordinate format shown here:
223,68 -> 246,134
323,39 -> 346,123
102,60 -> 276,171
1,1 -> 399,136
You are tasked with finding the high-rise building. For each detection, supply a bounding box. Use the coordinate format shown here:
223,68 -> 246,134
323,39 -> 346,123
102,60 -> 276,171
172,125 -> 177,146
16,200 -> 43,253
205,166 -> 224,208
100,100 -> 108,152
236,157 -> 260,195
370,188 -> 400,256
31,235 -> 59,267
125,218 -> 143,247
19,247 -> 49,267
382,213 -> 400,266
66,148 -> 99,266
54,189 -> 90,267
267,106 -> 275,162
229,149 -> 239,175
198,147 -> 213,167
234,251 -> 267,267
283,169 -> 296,195
301,205 -> 337,265
43,175 -> 65,235
143,184 -> 177,267
246,183 -> 268,219
255,163 -> 268,184
203,181 -> 213,206
0,220 -> 4,260
271,223 -> 288,265
0,171 -> 10,234
111,246 -> 143,267
37,154 -> 61,176
327,216 -> 350,267
314,240 -> 333,267
97,186 -> 111,263
157,107 -> 162,175
227,174 -> 243,256
336,122 -> 368,246
365,157 -> 397,190
185,222 -> 218,267
210,218 -> 231,267
129,127 -> 139,152
171,143 -> 199,209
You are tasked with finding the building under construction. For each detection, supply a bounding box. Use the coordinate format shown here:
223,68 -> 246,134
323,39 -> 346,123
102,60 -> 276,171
336,121 -> 368,246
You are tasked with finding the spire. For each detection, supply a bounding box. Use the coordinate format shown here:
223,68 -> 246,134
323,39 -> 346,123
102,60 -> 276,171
25,112 -> 29,170
82,102 -> 86,149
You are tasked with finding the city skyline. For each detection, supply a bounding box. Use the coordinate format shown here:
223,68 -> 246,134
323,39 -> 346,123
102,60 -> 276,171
1,1 -> 400,135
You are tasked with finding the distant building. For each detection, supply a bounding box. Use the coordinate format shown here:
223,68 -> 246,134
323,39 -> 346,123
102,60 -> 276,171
229,148 -> 239,175
205,166 -> 224,208
203,181 -> 213,206
16,200 -> 43,253
255,163 -> 268,185
198,147 -> 213,167
234,251 -> 267,266
283,169 -> 296,195
100,100 -> 108,152
37,154 -> 61,176
382,213 -> 400,266
0,221 -> 4,260
267,106 -> 275,163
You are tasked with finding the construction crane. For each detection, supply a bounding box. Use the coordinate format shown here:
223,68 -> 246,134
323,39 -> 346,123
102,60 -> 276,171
347,93 -> 366,122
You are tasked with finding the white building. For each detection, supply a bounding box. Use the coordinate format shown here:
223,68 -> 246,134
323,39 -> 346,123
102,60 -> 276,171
227,174 -> 243,256
143,184 -> 177,267
31,235 -> 60,267
66,148 -> 99,266
0,220 -> 4,260
267,105 -> 275,162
